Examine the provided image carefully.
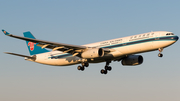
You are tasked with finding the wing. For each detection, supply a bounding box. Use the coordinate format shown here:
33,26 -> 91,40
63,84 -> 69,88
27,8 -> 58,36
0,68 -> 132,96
2,30 -> 87,56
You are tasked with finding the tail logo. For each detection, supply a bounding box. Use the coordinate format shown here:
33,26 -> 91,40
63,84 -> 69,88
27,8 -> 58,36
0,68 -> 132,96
28,42 -> 36,51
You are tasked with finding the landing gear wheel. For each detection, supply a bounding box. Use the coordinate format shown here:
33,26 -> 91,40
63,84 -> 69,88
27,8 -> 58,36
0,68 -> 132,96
104,70 -> 107,74
82,62 -> 89,67
81,66 -> 85,71
104,66 -> 112,71
100,69 -> 108,74
158,53 -> 163,57
101,69 -> 105,74
108,66 -> 112,71
77,66 -> 81,70
85,62 -> 89,67
105,66 -> 109,70
77,66 -> 85,71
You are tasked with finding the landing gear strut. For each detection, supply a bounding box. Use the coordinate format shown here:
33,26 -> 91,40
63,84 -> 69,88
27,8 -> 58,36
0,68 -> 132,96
100,61 -> 112,74
77,62 -> 89,71
158,48 -> 163,57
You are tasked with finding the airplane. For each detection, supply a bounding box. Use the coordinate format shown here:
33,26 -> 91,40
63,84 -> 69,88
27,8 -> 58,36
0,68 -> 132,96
2,29 -> 179,74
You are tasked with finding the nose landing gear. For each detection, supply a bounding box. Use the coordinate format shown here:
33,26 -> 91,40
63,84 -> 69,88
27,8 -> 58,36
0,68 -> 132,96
158,48 -> 163,57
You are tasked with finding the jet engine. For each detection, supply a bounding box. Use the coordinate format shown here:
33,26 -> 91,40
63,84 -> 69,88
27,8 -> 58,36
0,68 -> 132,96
121,55 -> 143,66
81,48 -> 104,59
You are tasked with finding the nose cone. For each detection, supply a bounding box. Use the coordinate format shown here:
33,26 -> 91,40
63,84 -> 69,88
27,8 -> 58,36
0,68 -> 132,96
175,36 -> 179,41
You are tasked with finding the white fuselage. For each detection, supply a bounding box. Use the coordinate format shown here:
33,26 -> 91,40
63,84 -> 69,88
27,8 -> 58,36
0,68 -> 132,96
29,31 -> 178,66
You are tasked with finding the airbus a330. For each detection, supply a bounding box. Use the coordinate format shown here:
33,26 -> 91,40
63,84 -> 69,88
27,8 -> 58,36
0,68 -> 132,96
2,29 -> 179,74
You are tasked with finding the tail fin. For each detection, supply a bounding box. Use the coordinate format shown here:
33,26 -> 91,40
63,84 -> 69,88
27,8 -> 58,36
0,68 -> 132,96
23,31 -> 49,55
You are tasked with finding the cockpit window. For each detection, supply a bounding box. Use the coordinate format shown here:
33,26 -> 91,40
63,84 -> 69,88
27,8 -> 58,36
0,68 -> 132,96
166,33 -> 174,35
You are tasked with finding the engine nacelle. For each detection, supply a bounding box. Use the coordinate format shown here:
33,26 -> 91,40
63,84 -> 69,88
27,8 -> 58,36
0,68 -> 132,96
121,55 -> 143,66
81,48 -> 104,59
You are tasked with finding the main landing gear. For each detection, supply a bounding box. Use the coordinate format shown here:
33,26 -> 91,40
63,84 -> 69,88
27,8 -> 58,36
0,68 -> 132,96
77,61 -> 112,74
100,61 -> 112,75
158,48 -> 163,57
77,62 -> 89,71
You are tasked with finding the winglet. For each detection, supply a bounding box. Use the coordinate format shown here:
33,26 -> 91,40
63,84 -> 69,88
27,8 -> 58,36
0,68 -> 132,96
2,29 -> 10,35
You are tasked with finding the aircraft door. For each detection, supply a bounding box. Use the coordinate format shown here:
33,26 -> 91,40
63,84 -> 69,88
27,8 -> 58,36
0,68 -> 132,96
120,38 -> 130,54
153,32 -> 161,48
155,33 -> 159,40
44,53 -> 52,60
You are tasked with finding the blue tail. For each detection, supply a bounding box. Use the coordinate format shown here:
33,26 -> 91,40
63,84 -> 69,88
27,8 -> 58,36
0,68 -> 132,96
23,31 -> 49,55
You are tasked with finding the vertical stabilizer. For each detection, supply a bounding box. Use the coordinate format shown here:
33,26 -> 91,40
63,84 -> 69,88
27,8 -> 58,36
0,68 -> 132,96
23,31 -> 49,55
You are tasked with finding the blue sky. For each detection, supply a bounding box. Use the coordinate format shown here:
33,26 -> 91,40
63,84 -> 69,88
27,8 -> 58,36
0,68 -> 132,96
0,0 -> 180,101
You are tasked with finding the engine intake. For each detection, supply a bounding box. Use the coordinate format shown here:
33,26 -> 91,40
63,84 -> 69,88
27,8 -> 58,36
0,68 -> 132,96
121,55 -> 143,66
81,48 -> 104,59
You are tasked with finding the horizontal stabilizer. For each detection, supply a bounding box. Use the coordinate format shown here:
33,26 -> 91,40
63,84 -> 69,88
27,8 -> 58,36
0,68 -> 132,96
4,52 -> 36,60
